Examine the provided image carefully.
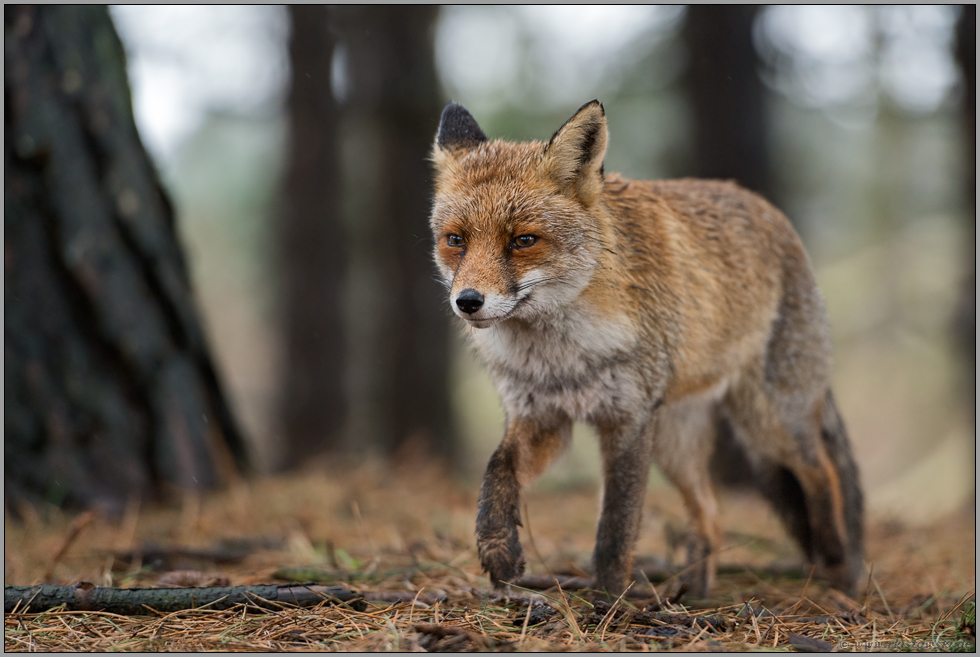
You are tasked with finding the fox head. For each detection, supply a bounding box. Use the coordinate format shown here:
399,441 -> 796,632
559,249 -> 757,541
430,101 -> 609,328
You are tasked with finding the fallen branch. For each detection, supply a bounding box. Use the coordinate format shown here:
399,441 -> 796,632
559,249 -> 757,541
5,582 -> 366,615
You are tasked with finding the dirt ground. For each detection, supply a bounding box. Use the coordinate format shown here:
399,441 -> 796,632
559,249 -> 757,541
4,461 -> 975,652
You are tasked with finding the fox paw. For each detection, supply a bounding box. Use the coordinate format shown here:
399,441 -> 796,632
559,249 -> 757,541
824,560 -> 861,597
477,530 -> 526,587
680,534 -> 715,599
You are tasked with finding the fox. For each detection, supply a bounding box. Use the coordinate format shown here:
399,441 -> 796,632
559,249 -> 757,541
428,100 -> 864,599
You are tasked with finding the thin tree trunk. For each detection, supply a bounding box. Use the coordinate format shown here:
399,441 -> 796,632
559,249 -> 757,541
4,5 -> 248,511
277,5 -> 346,469
684,6 -> 770,198
336,7 -> 453,461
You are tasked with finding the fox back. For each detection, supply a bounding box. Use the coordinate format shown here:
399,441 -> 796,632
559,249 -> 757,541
430,101 -> 863,599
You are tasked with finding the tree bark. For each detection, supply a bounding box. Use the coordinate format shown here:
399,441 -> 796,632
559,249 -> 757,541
4,5 -> 248,511
277,6 -> 346,469
335,7 -> 453,461
684,6 -> 770,198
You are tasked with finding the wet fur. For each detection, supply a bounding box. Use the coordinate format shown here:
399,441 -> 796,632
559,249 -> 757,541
431,101 -> 864,598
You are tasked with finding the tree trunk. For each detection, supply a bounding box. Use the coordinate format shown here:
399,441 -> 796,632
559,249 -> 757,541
4,5 -> 248,511
953,4 -> 975,503
277,6 -> 346,469
953,5 -> 975,369
335,7 -> 453,462
684,6 -> 770,198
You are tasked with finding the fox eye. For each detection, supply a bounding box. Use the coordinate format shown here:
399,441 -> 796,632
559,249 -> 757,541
513,235 -> 537,248
446,234 -> 464,247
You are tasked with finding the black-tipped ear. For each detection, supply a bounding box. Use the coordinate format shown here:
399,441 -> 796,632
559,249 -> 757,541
542,100 -> 608,206
436,102 -> 487,150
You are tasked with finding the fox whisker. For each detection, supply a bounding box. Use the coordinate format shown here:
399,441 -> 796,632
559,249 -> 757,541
515,277 -> 556,292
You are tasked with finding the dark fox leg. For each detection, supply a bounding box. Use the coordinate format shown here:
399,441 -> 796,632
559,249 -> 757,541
593,418 -> 655,597
476,417 -> 571,587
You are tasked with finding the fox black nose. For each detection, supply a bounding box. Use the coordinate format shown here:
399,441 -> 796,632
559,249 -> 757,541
456,288 -> 484,314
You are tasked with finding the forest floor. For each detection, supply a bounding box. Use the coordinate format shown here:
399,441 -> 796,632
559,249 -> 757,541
4,459 -> 975,652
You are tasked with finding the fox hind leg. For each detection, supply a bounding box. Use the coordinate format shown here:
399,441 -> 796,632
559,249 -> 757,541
651,395 -> 724,598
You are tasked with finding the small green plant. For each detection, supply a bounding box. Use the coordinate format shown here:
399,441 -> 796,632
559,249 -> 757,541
334,548 -> 361,571
957,601 -> 975,641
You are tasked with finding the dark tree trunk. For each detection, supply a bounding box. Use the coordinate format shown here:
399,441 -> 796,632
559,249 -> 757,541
277,6 -> 346,469
4,5 -> 248,511
684,6 -> 770,198
953,5 -> 975,373
953,4 -> 975,503
335,6 -> 453,461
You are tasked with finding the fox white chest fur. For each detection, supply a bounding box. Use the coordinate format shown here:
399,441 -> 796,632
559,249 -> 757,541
468,306 -> 648,423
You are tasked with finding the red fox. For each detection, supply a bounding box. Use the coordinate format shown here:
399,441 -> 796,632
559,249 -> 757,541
429,100 -> 864,598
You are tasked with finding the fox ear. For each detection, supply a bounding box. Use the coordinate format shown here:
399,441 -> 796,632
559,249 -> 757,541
433,102 -> 487,171
543,100 -> 607,205
435,102 -> 487,151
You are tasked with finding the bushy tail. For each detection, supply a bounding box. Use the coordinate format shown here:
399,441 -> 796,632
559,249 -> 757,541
711,389 -> 864,578
819,389 -> 864,573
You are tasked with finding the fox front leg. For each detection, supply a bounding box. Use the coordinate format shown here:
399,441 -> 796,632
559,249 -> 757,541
593,418 -> 655,597
476,417 -> 571,587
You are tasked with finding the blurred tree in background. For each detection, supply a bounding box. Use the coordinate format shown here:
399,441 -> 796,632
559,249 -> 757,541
953,4 -> 974,494
4,5 -> 248,511
334,6 -> 452,463
953,4 -> 975,379
684,5 -> 770,198
277,5 -> 345,469
277,6 -> 452,467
